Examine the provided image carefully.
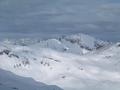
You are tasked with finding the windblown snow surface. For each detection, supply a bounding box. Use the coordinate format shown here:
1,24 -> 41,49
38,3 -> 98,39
0,69 -> 63,90
0,33 -> 120,90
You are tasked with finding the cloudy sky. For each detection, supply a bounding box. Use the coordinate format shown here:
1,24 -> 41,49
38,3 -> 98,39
0,0 -> 120,41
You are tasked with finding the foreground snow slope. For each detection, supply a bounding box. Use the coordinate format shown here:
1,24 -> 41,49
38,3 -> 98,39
0,33 -> 120,90
0,69 -> 63,90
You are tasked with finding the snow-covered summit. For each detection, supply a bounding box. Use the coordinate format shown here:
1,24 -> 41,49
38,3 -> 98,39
60,33 -> 108,50
0,33 -> 109,55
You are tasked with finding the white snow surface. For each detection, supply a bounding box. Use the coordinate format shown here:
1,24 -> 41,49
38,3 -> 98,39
0,69 -> 63,90
0,33 -> 120,90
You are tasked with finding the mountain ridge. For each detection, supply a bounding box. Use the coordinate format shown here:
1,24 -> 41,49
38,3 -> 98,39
0,33 -> 120,90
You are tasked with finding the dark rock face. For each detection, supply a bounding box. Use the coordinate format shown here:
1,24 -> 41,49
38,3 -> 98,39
95,43 -> 104,49
0,50 -> 11,55
0,52 -> 3,55
118,44 -> 120,47
0,49 -> 20,59
9,54 -> 19,59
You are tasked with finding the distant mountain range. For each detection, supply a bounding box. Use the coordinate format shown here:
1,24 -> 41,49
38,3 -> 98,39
0,33 -> 120,90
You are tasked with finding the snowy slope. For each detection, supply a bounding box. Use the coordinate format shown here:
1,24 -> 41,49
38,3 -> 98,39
0,33 -> 120,90
0,69 -> 63,90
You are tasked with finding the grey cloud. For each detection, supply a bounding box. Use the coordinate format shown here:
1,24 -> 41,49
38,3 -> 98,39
96,3 -> 120,22
0,0 -> 120,42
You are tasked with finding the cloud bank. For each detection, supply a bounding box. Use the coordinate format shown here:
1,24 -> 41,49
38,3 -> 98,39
0,0 -> 120,41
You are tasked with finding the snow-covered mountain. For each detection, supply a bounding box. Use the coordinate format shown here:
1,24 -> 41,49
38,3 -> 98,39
0,33 -> 108,54
0,33 -> 120,90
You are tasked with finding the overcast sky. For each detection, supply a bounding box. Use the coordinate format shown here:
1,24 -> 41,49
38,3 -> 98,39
0,0 -> 120,41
